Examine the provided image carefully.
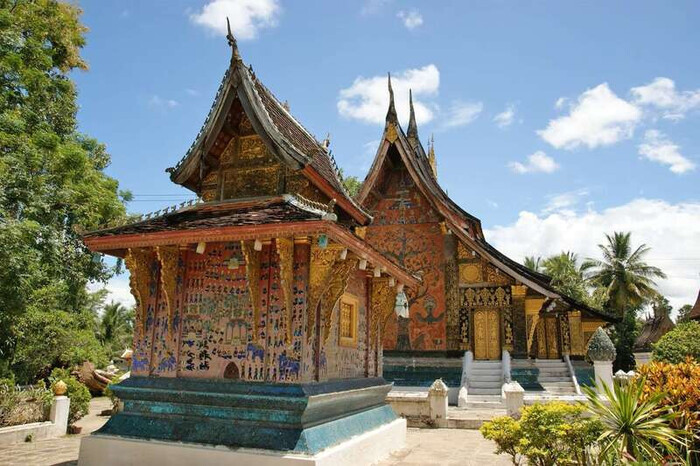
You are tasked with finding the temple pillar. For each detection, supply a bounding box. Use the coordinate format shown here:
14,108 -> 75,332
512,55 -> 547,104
511,286 -> 527,358
444,233 -> 460,351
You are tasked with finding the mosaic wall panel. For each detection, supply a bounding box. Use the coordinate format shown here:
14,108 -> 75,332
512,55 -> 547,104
319,271 -> 368,381
365,166 -> 446,351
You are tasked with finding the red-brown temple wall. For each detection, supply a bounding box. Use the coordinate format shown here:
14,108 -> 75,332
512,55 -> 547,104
364,167 -> 447,351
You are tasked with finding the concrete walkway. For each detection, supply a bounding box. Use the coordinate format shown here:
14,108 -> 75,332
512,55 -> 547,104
0,397 -> 111,466
0,399 -> 512,466
375,428 -> 512,466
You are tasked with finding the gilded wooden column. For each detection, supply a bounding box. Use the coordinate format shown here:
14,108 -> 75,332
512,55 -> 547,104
444,234 -> 460,351
124,248 -> 155,337
510,285 -> 527,357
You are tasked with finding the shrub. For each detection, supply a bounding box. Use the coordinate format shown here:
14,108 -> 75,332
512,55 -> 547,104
652,321 -> 700,364
481,402 -> 602,466
636,358 -> 700,462
583,377 -> 685,464
50,368 -> 91,426
0,382 -> 53,428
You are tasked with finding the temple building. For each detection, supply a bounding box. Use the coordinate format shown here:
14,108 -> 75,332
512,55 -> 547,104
77,29 -> 415,466
359,78 -> 617,398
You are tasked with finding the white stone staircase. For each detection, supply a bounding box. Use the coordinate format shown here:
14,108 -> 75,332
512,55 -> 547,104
467,360 -> 503,396
536,359 -> 576,395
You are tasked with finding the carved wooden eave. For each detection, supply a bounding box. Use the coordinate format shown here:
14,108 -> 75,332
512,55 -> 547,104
155,245 -> 179,331
84,220 -> 419,289
370,277 -> 398,350
320,257 -> 358,342
124,248 -> 154,337
167,55 -> 370,225
307,240 -> 344,341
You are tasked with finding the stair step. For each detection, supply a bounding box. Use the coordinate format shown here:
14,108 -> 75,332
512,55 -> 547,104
469,373 -> 502,381
538,369 -> 569,375
469,381 -> 502,389
538,377 -> 571,383
540,381 -> 575,386
472,362 -> 502,367
468,387 -> 502,395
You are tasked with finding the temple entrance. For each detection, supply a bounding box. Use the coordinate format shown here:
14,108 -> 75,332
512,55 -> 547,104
537,315 -> 561,359
473,308 -> 500,360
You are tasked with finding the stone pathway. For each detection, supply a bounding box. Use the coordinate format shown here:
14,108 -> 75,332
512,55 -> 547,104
375,428 -> 512,466
0,397 -> 111,466
0,400 -> 512,466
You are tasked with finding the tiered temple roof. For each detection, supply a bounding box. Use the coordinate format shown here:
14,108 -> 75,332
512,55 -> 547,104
358,75 -> 616,323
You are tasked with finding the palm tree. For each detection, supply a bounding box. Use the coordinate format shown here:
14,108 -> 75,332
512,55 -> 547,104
584,232 -> 666,315
523,256 -> 542,273
541,252 -> 590,304
98,301 -> 134,358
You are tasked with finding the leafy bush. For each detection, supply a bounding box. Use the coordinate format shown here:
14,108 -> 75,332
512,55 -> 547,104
637,358 -> 700,462
652,321 -> 700,364
50,368 -> 91,426
0,381 -> 53,428
481,402 -> 602,466
583,377 -> 684,464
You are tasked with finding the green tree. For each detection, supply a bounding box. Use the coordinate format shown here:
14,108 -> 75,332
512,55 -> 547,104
676,303 -> 693,323
652,321 -> 700,364
98,301 -> 134,359
584,232 -> 666,371
0,0 -> 128,381
523,255 -> 542,273
541,252 -> 590,304
338,168 -> 362,197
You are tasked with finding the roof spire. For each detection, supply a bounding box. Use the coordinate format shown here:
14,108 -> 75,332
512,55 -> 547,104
407,89 -> 418,140
226,17 -> 242,63
385,73 -> 398,124
428,134 -> 437,177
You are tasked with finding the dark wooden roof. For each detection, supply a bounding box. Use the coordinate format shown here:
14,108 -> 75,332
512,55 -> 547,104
634,313 -> 675,352
689,289 -> 700,321
84,196 -> 327,239
166,47 -> 369,224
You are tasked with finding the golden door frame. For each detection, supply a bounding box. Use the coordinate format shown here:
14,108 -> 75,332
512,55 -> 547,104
472,307 -> 501,360
536,315 -> 561,359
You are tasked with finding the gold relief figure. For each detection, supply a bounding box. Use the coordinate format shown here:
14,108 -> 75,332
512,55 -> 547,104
536,319 -> 547,358
241,240 -> 262,336
156,246 -> 179,331
276,237 -> 295,344
545,317 -> 559,358
307,239 -> 344,342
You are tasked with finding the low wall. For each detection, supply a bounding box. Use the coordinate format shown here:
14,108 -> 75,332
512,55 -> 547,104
386,380 -> 449,428
0,396 -> 69,446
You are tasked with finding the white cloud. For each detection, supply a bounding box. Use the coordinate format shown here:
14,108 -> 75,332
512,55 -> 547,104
442,101 -> 483,128
361,0 -> 392,15
337,65 -> 440,126
189,0 -> 280,39
542,188 -> 590,213
638,130 -> 695,174
485,198 -> 700,312
148,95 -> 179,110
555,97 -> 568,110
538,83 -> 642,149
509,151 -> 559,174
397,9 -> 423,29
493,104 -> 516,128
631,77 -> 700,121
87,275 -> 136,309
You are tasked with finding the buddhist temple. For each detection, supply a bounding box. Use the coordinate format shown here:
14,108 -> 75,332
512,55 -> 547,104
689,289 -> 700,321
77,25 -> 416,466
632,302 -> 675,366
359,76 -> 617,399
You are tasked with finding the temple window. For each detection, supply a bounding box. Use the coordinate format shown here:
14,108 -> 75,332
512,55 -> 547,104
339,294 -> 359,347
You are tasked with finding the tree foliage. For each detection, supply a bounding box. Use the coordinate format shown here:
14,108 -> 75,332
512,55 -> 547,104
0,0 -> 128,382
652,321 -> 700,364
338,168 -> 362,197
97,301 -> 134,359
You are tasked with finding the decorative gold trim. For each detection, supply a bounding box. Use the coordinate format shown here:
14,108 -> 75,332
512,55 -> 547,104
156,246 -> 179,331
124,248 -> 153,337
307,239 -> 344,341
511,285 -> 527,298
241,240 -> 262,336
276,237 -> 295,344
354,226 -> 367,239
386,124 -> 398,143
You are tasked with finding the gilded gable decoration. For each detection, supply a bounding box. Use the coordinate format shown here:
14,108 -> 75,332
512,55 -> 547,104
125,248 -> 154,336
241,240 -> 262,335
459,263 -> 482,283
156,245 -> 179,330
461,286 -> 512,308
276,237 -> 295,344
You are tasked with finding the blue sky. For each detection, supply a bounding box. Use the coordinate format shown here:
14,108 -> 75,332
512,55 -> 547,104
76,1 -> 699,312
